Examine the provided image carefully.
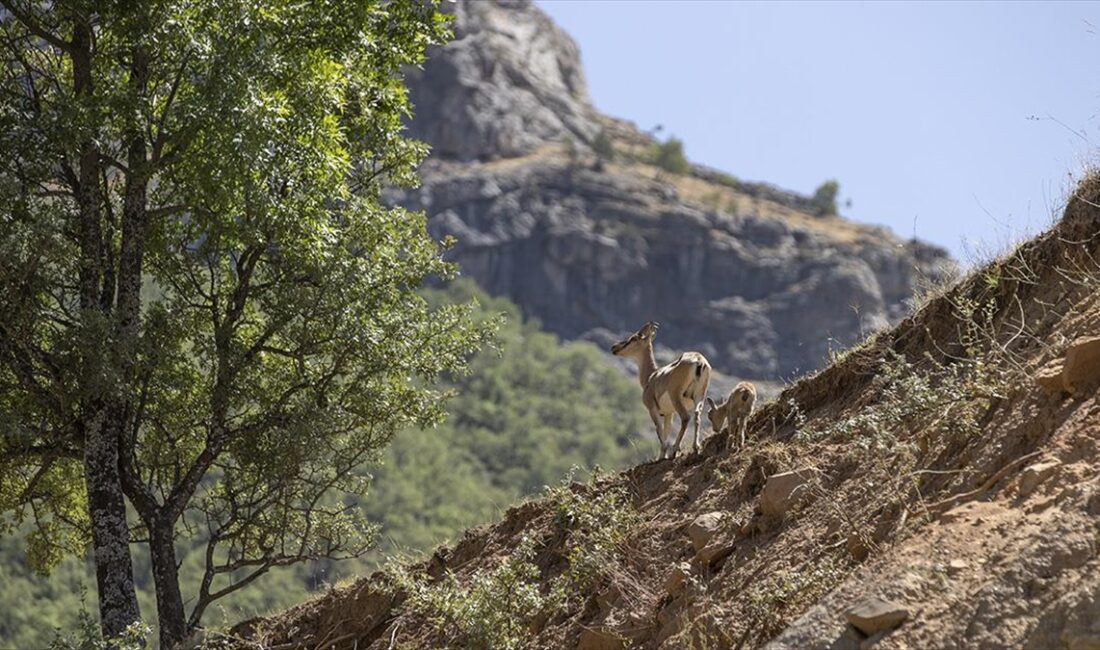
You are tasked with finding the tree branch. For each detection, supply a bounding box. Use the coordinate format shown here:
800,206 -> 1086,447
0,1 -> 71,52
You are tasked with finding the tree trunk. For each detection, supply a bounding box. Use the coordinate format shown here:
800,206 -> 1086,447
71,17 -> 143,642
83,409 -> 143,640
149,520 -> 187,648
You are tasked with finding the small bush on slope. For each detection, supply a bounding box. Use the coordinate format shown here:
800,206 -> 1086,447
385,470 -> 639,650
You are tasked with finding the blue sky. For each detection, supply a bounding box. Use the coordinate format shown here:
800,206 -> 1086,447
538,1 -> 1100,261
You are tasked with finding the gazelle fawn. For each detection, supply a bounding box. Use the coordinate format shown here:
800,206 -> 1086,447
706,381 -> 757,449
611,321 -> 712,460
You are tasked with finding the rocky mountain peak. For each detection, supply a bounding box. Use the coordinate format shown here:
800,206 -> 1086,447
406,0 -> 601,161
394,0 -> 956,382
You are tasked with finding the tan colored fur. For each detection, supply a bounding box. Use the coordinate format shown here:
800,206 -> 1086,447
706,381 -> 757,448
611,321 -> 712,460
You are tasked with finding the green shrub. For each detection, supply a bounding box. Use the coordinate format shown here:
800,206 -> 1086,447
653,137 -> 690,175
386,537 -> 555,650
384,470 -> 640,649
47,590 -> 149,650
812,180 -> 840,216
591,129 -> 615,162
544,469 -> 640,595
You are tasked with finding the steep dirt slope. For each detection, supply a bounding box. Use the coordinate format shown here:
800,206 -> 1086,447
233,173 -> 1099,650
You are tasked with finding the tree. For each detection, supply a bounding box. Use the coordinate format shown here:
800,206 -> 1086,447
0,2 -> 492,647
591,129 -> 615,163
812,179 -> 840,216
653,137 -> 689,175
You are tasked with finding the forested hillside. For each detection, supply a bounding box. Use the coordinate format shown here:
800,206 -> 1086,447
0,282 -> 647,648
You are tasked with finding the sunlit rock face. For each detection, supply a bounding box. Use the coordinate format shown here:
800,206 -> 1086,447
404,0 -> 600,162
394,0 -> 954,379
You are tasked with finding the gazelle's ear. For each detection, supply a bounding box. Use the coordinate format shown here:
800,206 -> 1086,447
706,397 -> 716,409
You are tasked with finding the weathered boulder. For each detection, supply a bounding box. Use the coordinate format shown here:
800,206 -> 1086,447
1064,336 -> 1100,394
1036,336 -> 1100,395
847,531 -> 870,561
760,469 -> 818,518
1018,459 -> 1061,497
845,597 -> 910,636
698,541 -> 736,566
665,562 -> 693,597
577,626 -> 625,650
687,512 -> 725,552
947,558 -> 969,577
405,0 -> 600,162
1037,363 -> 1066,393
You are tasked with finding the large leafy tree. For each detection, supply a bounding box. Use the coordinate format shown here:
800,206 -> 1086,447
0,1 -> 491,647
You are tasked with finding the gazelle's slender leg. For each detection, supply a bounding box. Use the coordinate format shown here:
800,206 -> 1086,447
670,406 -> 690,459
661,413 -> 674,459
649,409 -> 665,460
692,401 -> 704,453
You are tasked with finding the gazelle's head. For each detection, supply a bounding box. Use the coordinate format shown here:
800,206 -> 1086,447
706,396 -> 729,432
610,321 -> 659,357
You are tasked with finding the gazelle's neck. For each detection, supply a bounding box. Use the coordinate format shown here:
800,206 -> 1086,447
634,342 -> 658,389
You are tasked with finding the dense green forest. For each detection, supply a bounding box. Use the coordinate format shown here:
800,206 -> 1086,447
0,282 -> 648,648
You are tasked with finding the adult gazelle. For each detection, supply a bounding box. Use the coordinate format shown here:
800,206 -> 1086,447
611,321 -> 711,460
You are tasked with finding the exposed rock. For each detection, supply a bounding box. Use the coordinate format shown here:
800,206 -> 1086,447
947,559 -> 968,577
697,540 -> 736,566
655,595 -> 692,645
665,562 -> 693,597
1063,336 -> 1100,394
1035,336 -> 1100,395
1036,363 -> 1066,393
687,512 -> 725,552
577,626 -> 625,650
405,0 -> 600,161
760,469 -> 817,518
391,160 -> 952,378
845,597 -> 910,636
1018,459 -> 1061,497
847,532 -> 870,561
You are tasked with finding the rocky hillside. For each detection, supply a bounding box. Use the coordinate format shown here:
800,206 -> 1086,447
232,172 -> 1100,649
388,0 -> 953,380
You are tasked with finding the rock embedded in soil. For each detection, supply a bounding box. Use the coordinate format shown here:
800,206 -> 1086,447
577,626 -> 626,650
760,469 -> 817,518
1018,459 -> 1061,497
665,562 -> 693,597
1063,336 -> 1100,394
1036,336 -> 1100,395
948,559 -> 969,577
697,540 -> 736,566
1036,363 -> 1066,393
845,597 -> 910,636
687,512 -> 725,551
847,532 -> 870,561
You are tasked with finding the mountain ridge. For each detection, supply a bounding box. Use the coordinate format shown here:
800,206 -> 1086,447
391,0 -> 955,380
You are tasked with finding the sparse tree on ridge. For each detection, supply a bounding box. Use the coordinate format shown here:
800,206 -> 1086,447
0,1 -> 493,647
813,179 -> 841,216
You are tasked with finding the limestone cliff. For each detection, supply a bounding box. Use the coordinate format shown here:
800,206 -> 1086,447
395,0 -> 953,379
